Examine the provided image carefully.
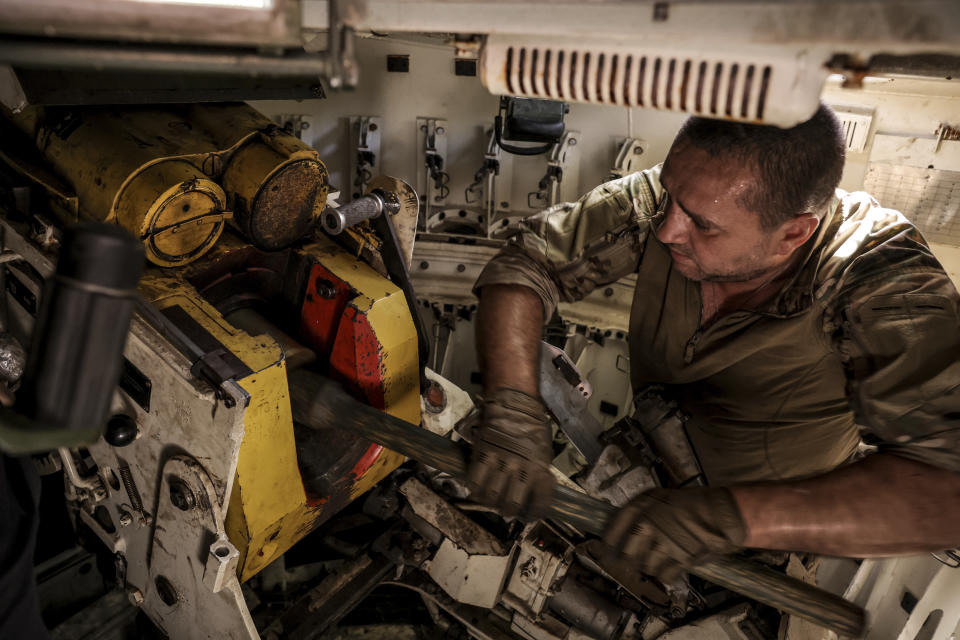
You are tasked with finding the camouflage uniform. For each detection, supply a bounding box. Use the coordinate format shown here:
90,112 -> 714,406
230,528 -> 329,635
475,166 -> 960,485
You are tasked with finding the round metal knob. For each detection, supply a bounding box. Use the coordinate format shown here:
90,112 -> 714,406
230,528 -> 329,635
105,414 -> 138,447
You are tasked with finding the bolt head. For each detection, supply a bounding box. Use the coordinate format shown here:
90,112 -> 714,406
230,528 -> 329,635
128,588 -> 144,607
170,482 -> 196,511
119,512 -> 133,527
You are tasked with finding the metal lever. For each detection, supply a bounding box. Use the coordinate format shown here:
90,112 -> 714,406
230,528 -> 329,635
288,370 -> 867,640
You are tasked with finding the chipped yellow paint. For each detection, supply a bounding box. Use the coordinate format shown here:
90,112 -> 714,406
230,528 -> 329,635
294,238 -> 421,503
139,235 -> 421,583
224,360 -> 308,581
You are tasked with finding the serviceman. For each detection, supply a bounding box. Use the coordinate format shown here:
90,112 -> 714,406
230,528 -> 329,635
466,104 -> 960,582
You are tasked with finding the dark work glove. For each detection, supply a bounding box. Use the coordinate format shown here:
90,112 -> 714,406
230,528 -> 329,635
602,487 -> 747,584
466,387 -> 556,520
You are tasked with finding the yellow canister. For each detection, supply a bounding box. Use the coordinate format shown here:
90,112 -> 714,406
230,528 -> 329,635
15,106 -> 230,266
221,139 -> 328,251
181,103 -> 329,251
114,159 -> 228,267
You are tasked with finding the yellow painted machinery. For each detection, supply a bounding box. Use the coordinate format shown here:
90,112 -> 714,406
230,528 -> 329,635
4,102 -> 329,265
0,102 -> 423,638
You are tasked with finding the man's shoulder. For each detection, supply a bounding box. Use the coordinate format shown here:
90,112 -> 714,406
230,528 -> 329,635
815,189 -> 946,299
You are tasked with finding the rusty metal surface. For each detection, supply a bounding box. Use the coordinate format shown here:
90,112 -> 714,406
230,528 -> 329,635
288,369 -> 866,638
246,158 -> 328,250
400,478 -> 507,556
367,175 -> 419,269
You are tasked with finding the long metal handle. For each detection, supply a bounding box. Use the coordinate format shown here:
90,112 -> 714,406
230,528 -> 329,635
288,370 -> 865,638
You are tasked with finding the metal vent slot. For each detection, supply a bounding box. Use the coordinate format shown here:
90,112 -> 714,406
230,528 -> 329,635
650,58 -> 661,108
679,60 -> 691,112
843,121 -> 858,147
498,45 -> 776,123
608,54 -> 619,104
637,56 -> 647,107
622,55 -> 632,105
530,48 -> 541,96
596,53 -> 605,103
695,61 -> 707,113
758,66 -> 771,120
569,51 -> 579,101
556,50 -> 566,99
726,64 -> 739,116
710,62 -> 723,114
518,47 -> 528,95
580,53 -> 596,102
543,49 -> 553,98
741,65 -> 755,118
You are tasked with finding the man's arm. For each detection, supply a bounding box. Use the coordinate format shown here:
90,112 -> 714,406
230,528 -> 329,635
475,284 -> 543,396
467,172 -> 657,517
603,208 -> 960,580
733,453 -> 960,556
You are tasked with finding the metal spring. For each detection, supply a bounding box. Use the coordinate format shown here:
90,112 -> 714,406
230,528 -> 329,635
118,462 -> 143,514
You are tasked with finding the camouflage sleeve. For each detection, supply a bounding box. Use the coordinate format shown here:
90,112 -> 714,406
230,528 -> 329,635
836,238 -> 960,472
473,167 -> 661,319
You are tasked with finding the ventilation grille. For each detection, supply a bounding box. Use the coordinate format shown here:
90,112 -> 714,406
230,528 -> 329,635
500,45 -> 772,121
833,107 -> 873,153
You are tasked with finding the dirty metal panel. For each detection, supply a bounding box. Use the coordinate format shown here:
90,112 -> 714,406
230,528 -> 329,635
400,478 -> 507,556
426,539 -> 514,610
864,163 -> 960,244
12,69 -> 325,106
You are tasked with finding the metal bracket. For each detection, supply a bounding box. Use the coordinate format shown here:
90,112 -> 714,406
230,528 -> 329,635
145,455 -> 256,639
416,118 -> 449,229
464,127 -> 516,237
274,114 -> 311,140
608,137 -> 648,180
538,341 -> 604,465
348,116 -> 382,201
528,130 -> 579,210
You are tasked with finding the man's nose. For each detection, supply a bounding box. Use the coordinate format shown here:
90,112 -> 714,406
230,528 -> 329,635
655,204 -> 689,245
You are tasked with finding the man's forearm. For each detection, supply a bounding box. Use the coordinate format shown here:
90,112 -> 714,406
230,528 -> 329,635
476,284 -> 543,396
731,454 -> 960,556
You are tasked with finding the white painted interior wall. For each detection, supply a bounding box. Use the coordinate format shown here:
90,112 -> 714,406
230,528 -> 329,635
250,35 -> 687,219
252,35 -> 960,282
822,75 -> 960,283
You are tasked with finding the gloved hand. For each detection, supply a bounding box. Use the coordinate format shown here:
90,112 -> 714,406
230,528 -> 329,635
466,387 -> 556,520
602,487 -> 747,584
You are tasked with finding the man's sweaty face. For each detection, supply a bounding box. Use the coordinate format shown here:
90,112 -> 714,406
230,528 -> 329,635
656,142 -> 781,282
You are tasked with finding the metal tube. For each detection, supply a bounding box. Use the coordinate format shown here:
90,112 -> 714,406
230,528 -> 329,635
322,193 -> 385,235
0,39 -> 333,77
59,448 -> 100,492
287,369 -> 866,638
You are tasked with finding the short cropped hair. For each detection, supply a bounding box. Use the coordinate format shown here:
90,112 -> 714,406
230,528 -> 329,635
673,103 -> 846,229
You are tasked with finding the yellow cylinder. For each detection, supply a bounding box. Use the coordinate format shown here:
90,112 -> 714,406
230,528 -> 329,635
115,160 -> 227,267
181,103 -> 330,251
15,106 -> 229,266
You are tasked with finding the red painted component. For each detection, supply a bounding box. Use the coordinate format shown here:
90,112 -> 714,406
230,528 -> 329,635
299,263 -> 349,358
349,444 -> 385,479
328,304 -> 387,410
297,262 -> 391,505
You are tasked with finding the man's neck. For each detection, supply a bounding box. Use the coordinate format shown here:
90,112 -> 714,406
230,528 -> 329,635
712,259 -> 792,300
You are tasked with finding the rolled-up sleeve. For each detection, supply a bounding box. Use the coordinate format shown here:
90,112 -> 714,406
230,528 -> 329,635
474,168 -> 661,319
838,255 -> 960,472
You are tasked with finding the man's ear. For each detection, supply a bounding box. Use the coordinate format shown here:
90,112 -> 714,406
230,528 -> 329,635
774,213 -> 820,256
